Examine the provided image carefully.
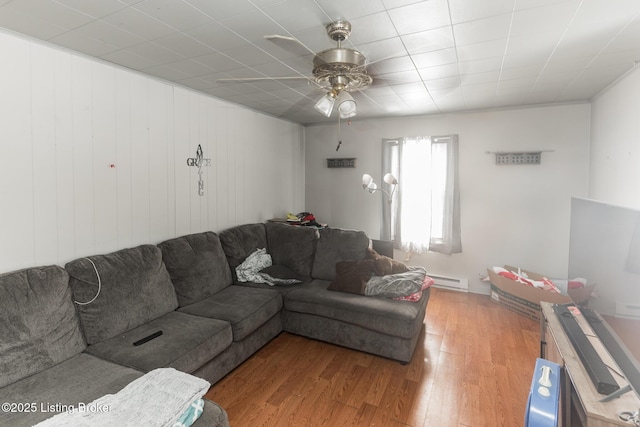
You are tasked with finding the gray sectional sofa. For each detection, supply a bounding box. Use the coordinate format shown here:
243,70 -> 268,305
0,223 -> 430,426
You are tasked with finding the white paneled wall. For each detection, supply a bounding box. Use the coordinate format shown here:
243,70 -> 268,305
0,30 -> 305,273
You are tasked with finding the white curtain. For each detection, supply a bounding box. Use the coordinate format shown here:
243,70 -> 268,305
382,135 -> 462,255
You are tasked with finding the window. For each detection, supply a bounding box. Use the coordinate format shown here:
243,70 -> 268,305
381,135 -> 462,255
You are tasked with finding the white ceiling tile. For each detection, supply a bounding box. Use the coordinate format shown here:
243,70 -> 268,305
453,14 -> 512,45
3,0 -> 93,30
348,12 -> 398,45
102,7 -> 177,40
589,49 -> 640,69
357,37 -> 407,63
449,0 -> 514,24
219,9 -> 288,43
153,32 -> 215,57
457,39 -> 507,62
132,0 -> 211,31
498,66 -> 542,82
607,18 -> 640,52
125,41 -> 186,65
143,64 -> 193,80
542,56 -> 592,74
458,57 -> 503,74
401,26 -> 454,55
184,0 -> 257,21
462,70 -> 501,86
502,52 -> 548,69
192,51 -> 244,72
392,81 -> 428,94
425,76 -> 462,90
370,56 -> 416,74
504,33 -> 558,58
69,20 -> 145,50
164,58 -> 215,76
388,0 -> 451,35
222,44 -> 281,67
418,63 -> 460,80
101,48 -> 162,70
50,31 -> 119,56
412,48 -> 458,68
260,0 -> 328,34
315,0 -> 386,21
185,22 -> 248,51
509,2 -> 581,38
0,8 -> 69,40
53,0 -> 130,18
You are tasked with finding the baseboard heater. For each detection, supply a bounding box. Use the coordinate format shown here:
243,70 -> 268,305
615,301 -> 640,319
429,274 -> 468,292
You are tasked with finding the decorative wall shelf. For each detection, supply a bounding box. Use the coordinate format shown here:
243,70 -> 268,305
327,158 -> 356,168
486,150 -> 553,165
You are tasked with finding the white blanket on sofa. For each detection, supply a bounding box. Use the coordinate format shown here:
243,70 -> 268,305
34,368 -> 210,427
365,266 -> 427,298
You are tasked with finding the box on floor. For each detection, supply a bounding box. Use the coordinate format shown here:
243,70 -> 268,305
487,265 -> 595,322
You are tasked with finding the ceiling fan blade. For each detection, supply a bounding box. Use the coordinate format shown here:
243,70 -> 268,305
362,53 -> 408,68
217,76 -> 312,83
264,34 -> 317,58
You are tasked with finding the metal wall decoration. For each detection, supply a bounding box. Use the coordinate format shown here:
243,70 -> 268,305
327,158 -> 356,168
186,144 -> 212,196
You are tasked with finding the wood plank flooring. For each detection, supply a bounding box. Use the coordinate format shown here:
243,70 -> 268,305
205,288 -> 540,426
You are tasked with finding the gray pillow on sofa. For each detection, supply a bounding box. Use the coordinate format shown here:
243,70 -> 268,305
311,227 -> 370,280
265,222 -> 318,278
0,265 -> 86,388
66,245 -> 178,345
158,232 -> 233,306
219,223 -> 268,277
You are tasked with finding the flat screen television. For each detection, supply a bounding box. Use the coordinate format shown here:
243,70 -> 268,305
568,197 -> 640,399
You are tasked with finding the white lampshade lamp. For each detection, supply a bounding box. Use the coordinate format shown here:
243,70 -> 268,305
361,172 -> 398,203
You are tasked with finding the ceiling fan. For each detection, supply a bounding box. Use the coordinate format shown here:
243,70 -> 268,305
218,20 -> 375,119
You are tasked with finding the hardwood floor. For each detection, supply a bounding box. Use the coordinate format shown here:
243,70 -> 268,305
205,288 -> 540,426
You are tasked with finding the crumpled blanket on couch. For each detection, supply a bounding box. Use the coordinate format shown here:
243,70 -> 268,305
34,368 -> 209,427
236,248 -> 302,286
365,266 -> 430,299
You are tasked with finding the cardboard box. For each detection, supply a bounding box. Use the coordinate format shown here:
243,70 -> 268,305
488,265 -> 595,322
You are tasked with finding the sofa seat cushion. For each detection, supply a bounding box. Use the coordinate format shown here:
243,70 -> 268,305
65,245 -> 178,345
179,285 -> 283,341
0,353 -> 142,427
158,232 -> 233,306
0,265 -> 86,388
284,279 -> 428,339
84,311 -> 232,374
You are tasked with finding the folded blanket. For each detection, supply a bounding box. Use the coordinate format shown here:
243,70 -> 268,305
365,266 -> 428,298
34,368 -> 210,427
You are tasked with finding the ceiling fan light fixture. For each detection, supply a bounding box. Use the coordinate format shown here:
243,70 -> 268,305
336,91 -> 356,117
314,93 -> 336,117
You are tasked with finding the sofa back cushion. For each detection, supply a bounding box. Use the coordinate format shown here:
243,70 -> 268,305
311,227 -> 370,280
219,223 -> 268,278
0,265 -> 86,388
158,232 -> 233,306
66,245 -> 178,345
265,222 -> 318,277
